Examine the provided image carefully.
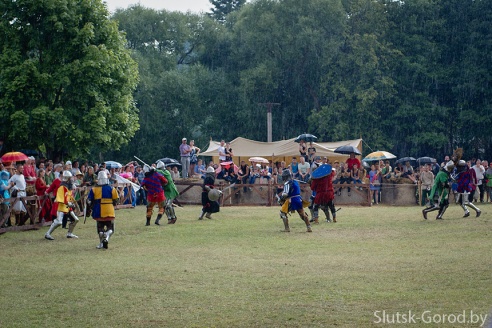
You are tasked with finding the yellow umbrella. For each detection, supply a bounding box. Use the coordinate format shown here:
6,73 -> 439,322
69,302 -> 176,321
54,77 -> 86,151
363,151 -> 396,162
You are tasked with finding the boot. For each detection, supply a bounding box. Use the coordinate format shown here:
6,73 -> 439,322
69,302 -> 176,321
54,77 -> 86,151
45,219 -> 62,240
103,229 -> 113,249
332,214 -> 337,223
155,214 -> 162,225
306,225 -> 312,232
205,212 -> 212,219
313,217 -> 319,224
66,219 -> 78,238
14,214 -> 20,226
282,217 -> 290,232
422,204 -> 438,220
96,232 -> 105,249
19,213 -> 29,226
146,217 -> 151,226
198,211 -> 205,220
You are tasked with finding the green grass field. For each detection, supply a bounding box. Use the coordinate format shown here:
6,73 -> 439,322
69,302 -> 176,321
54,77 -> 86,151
1,204 -> 491,327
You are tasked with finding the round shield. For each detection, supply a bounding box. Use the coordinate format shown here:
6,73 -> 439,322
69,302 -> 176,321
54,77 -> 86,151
311,164 -> 333,179
208,188 -> 222,201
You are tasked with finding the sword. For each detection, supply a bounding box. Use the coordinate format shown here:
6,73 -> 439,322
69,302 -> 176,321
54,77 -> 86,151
83,198 -> 88,224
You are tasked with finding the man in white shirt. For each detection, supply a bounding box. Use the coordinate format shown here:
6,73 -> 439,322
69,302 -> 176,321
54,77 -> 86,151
217,140 -> 227,163
298,156 -> 311,182
472,159 -> 485,202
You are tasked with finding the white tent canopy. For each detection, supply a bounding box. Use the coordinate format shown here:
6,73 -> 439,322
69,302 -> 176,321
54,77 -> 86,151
199,137 -> 362,162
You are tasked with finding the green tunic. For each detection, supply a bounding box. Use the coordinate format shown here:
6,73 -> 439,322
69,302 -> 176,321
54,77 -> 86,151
428,170 -> 449,204
157,169 -> 179,200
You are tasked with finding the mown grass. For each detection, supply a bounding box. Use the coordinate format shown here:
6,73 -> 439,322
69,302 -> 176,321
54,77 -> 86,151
0,204 -> 491,327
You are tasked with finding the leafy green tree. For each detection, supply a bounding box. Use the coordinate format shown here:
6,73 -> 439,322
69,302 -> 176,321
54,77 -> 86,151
0,0 -> 139,160
209,0 -> 246,23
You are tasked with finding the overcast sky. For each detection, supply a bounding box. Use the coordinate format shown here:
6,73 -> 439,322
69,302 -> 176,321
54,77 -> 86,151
103,0 -> 212,13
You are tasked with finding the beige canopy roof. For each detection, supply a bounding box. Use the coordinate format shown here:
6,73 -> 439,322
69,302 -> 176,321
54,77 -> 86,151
199,137 -> 362,163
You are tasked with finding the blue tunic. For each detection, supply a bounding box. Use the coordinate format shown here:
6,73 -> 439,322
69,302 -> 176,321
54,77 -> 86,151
283,180 -> 303,211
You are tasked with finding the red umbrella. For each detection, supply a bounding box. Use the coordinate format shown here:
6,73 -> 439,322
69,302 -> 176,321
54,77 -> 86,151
1,151 -> 29,162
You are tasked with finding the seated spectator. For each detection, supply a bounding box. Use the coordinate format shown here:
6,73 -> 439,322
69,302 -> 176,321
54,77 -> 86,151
194,159 -> 206,179
224,165 -> 238,184
297,156 -> 311,182
337,162 -> 352,196
332,161 -> 341,185
170,166 -> 180,181
402,161 -> 417,183
249,165 -> 261,184
351,164 -> 362,189
381,161 -> 392,179
289,157 -> 299,178
311,156 -> 322,172
260,164 -> 271,183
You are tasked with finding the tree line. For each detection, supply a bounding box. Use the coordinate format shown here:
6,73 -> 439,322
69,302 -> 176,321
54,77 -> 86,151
1,0 -> 490,164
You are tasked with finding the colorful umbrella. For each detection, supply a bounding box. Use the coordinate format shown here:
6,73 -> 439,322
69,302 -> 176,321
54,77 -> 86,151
294,133 -> 318,143
1,151 -> 28,162
249,157 -> 269,164
334,145 -> 362,155
363,151 -> 396,162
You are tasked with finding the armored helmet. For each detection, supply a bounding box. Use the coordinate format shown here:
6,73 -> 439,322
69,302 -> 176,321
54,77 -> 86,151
156,160 -> 165,169
97,171 -> 109,185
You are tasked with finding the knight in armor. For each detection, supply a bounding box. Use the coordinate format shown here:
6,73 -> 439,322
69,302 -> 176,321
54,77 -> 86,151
45,171 -> 79,240
156,161 -> 180,224
278,170 -> 312,232
199,167 -> 221,220
454,160 -> 481,218
141,164 -> 168,226
310,165 -> 337,224
87,171 -> 119,249
422,161 -> 454,220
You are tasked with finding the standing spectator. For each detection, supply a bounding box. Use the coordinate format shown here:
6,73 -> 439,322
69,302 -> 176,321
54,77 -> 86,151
71,160 -> 80,176
23,156 -> 37,186
369,164 -> 381,204
135,166 -> 147,206
345,152 -> 361,173
35,168 -> 51,223
298,140 -> 308,161
179,138 -> 192,179
307,142 -> 316,164
224,142 -> 234,162
466,160 -> 478,202
297,156 -> 311,182
8,164 -> 28,225
0,171 -> 11,227
83,166 -> 97,187
484,162 -> 492,203
217,140 -> 227,163
472,159 -> 485,203
440,155 -> 450,168
189,140 -> 201,178
419,164 -> 434,206
45,162 -> 55,186
237,160 -> 250,192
